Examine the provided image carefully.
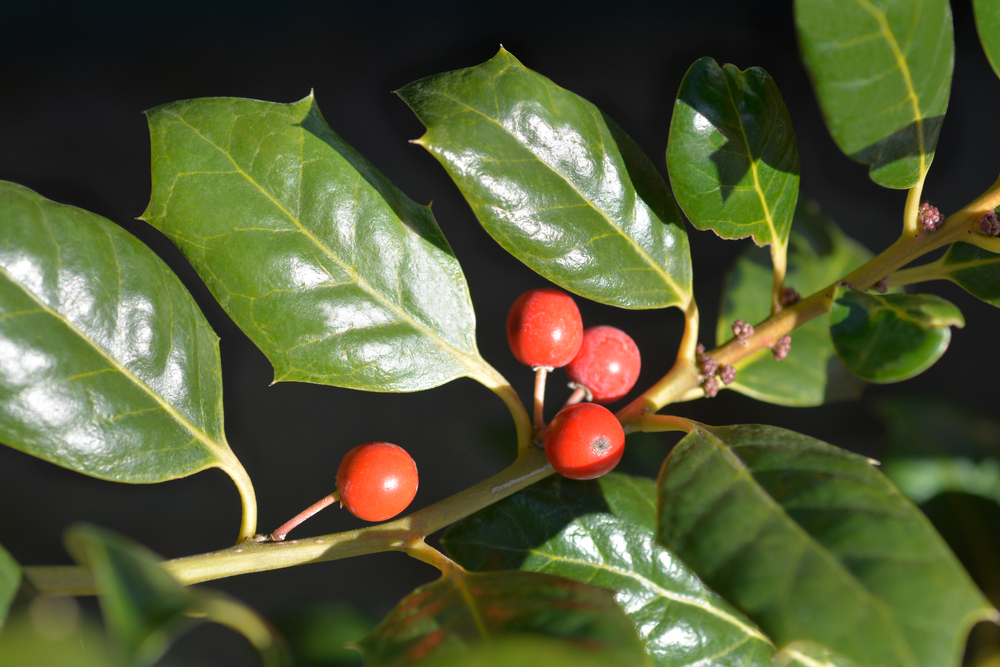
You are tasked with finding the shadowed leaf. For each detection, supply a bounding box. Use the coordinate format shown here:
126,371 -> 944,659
716,202 -> 870,406
656,423 -> 995,667
0,543 -> 19,631
975,0 -> 1000,80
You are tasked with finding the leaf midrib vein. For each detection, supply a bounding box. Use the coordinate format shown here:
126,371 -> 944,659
0,263 -> 226,464
421,88 -> 686,300
166,110 -> 485,379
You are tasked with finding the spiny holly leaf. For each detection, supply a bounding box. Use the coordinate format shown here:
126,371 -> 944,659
357,569 -> 646,667
0,181 -> 254,536
443,472 -> 829,666
975,0 -> 1000,80
398,48 -> 692,310
716,203 -> 870,406
667,57 -> 799,252
830,288 -> 964,383
0,542 -> 19,631
65,524 -> 287,667
657,423 -> 996,667
144,94 -> 499,393
796,0 -> 954,189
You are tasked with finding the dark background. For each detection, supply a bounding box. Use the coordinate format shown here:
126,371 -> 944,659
2,1 -> 999,664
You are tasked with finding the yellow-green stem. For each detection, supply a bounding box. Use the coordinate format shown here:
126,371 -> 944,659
478,368 -> 532,455
218,456 -> 258,542
903,175 -> 926,235
24,447 -> 553,596
198,595 -> 286,666
771,241 -> 788,314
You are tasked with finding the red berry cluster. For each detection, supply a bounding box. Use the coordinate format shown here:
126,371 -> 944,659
507,288 -> 642,480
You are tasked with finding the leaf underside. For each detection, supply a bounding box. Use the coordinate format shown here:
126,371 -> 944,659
656,424 -> 994,667
0,181 -> 237,483
144,94 -> 488,392
398,48 -> 692,310
795,0 -> 954,189
939,242 -> 1000,308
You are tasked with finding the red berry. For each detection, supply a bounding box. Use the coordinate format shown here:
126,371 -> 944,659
506,288 -> 583,368
566,326 -> 641,404
336,442 -> 418,522
544,403 -> 625,480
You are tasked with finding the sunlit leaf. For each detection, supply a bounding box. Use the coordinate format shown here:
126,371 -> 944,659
0,182 -> 253,534
144,94 -> 498,392
657,423 -> 995,667
829,288 -> 964,383
795,0 -> 954,188
975,0 -> 1000,80
398,48 -> 692,310
411,635 -> 636,667
716,202 -> 870,406
0,542 -> 19,631
358,569 -> 646,667
667,57 -> 799,251
65,524 -> 287,667
444,472 -> 786,666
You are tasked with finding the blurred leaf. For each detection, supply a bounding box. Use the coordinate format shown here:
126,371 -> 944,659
667,57 -> 799,250
0,542 -> 20,630
0,181 -> 249,489
876,394 -> 1000,505
656,423 -> 994,667
795,0 -> 953,188
716,202 -> 870,406
145,94 -> 495,392
0,613 -> 120,667
444,472 -> 787,666
397,48 -> 692,310
938,242 -> 1000,307
975,0 -> 1000,80
65,524 -> 287,667
358,569 -> 646,667
830,288 -> 964,383
273,602 -> 372,667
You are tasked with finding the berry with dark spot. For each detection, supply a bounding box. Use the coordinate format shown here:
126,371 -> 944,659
543,403 -> 625,480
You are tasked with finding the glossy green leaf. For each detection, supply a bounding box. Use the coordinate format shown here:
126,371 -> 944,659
667,57 -> 799,251
656,423 -> 995,667
716,203 -> 870,406
0,542 -> 19,631
934,242 -> 1000,307
144,94 -> 495,392
358,569 -> 646,667
397,48 -> 692,310
65,524 -> 287,667
795,0 -> 954,188
975,0 -> 1000,80
830,288 -> 964,383
0,613 -> 121,667
0,182 -> 250,493
444,472 -> 789,666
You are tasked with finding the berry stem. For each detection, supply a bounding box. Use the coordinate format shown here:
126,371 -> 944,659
271,492 -> 341,542
533,366 -> 549,438
562,385 -> 587,409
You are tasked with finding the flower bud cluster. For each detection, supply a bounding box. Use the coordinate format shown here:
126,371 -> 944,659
919,202 -> 944,232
